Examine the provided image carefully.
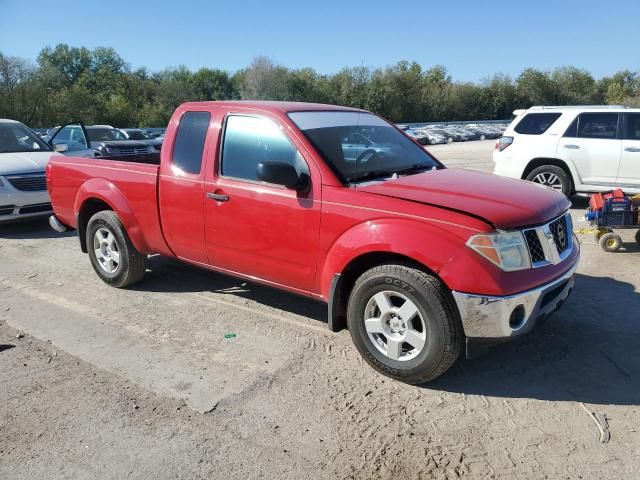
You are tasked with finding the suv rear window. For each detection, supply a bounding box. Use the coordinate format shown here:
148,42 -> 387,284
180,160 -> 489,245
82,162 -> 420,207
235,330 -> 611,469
514,113 -> 562,135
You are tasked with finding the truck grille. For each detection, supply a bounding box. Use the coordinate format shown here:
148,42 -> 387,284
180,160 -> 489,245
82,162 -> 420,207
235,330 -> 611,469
524,230 -> 545,263
523,213 -> 573,267
548,215 -> 570,254
6,173 -> 47,191
106,146 -> 150,156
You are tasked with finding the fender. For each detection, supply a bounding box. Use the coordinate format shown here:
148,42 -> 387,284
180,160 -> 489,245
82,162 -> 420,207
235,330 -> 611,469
74,177 -> 151,254
552,156 -> 583,189
527,156 -> 583,190
318,217 -> 473,301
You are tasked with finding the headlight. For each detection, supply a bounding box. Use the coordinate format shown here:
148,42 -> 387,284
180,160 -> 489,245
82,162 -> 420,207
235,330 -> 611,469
467,231 -> 531,271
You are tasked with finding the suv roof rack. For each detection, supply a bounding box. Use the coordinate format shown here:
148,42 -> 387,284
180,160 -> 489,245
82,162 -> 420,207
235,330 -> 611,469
528,105 -> 628,110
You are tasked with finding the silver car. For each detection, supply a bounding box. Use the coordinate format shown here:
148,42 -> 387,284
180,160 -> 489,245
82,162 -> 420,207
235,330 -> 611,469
0,119 -> 59,222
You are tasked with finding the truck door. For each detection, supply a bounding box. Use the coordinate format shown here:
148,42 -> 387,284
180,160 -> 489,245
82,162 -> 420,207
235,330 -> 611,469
558,112 -> 622,187
618,113 -> 640,190
158,109 -> 213,263
203,113 -> 321,293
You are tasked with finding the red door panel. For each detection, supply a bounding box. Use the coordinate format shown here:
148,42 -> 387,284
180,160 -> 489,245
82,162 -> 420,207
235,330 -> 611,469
158,107 -> 216,263
205,177 -> 320,291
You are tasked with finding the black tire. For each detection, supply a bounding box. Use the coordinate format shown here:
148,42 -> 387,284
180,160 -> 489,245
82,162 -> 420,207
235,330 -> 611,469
599,232 -> 622,252
347,264 -> 463,384
525,165 -> 573,197
635,230 -> 640,245
86,210 -> 146,288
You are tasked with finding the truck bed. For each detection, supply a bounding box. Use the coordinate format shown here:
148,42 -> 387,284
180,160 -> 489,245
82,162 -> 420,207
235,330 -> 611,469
47,155 -> 169,255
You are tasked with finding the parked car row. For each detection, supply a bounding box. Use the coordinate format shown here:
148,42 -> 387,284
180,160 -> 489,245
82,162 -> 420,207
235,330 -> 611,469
399,123 -> 507,145
1,120 -> 165,223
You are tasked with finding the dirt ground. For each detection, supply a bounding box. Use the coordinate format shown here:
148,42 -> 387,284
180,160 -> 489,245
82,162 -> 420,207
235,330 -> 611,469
1,140 -> 639,479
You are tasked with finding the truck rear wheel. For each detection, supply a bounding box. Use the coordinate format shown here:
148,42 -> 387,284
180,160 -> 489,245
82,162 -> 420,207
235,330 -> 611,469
347,264 -> 463,384
86,210 -> 146,288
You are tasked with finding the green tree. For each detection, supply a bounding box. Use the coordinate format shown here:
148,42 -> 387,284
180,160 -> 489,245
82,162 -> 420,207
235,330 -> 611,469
516,68 -> 555,106
240,56 -> 289,100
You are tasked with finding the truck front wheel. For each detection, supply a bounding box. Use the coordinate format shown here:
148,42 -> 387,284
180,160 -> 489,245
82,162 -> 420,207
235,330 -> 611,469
347,264 -> 463,384
86,210 -> 146,288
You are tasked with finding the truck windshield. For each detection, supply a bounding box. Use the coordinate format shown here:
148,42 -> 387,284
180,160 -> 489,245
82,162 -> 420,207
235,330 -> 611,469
288,111 -> 441,183
87,128 -> 127,142
0,123 -> 52,153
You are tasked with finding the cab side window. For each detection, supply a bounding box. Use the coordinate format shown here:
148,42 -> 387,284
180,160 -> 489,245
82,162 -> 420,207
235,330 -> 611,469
172,111 -> 211,174
220,115 -> 308,182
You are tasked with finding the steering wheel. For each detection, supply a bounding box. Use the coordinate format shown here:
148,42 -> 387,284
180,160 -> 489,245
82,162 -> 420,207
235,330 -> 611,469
355,148 -> 378,165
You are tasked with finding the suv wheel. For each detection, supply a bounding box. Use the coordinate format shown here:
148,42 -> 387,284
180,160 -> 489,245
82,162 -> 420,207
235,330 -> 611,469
86,210 -> 147,288
525,165 -> 572,197
347,264 -> 463,384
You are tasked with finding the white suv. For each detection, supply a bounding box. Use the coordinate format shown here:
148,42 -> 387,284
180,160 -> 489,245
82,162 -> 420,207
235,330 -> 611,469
493,106 -> 640,196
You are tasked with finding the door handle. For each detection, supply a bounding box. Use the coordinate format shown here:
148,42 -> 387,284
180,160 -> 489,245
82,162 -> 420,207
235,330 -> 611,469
207,192 -> 229,202
563,144 -> 580,149
624,147 -> 640,153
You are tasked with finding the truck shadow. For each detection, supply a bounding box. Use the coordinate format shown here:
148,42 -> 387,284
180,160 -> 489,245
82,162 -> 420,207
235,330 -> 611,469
0,218 -> 75,239
426,273 -> 640,406
137,255 -> 328,323
141,258 -> 638,406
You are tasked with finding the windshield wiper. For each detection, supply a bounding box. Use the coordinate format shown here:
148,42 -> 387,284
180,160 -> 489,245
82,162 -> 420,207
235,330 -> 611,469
347,164 -> 434,183
394,163 -> 434,175
347,169 -> 399,183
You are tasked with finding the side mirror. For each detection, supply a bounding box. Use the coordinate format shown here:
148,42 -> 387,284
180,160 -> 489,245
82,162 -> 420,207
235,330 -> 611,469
54,143 -> 69,152
257,161 -> 309,191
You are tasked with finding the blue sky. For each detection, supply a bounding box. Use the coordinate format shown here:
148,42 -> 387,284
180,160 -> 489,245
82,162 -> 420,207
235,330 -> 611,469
1,0 -> 638,81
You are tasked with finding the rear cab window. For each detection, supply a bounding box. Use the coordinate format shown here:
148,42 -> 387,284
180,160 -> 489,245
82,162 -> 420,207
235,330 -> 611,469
514,113 -> 562,135
172,111 -> 211,174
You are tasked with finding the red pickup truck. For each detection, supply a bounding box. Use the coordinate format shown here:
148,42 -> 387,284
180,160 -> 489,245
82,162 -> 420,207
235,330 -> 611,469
47,101 -> 579,383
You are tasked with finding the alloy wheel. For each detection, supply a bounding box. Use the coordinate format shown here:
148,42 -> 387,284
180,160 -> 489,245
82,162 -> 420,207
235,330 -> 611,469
93,227 -> 121,274
363,291 -> 427,361
532,172 -> 563,190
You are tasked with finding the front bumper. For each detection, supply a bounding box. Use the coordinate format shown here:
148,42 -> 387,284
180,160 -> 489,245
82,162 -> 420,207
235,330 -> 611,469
452,260 -> 578,341
0,186 -> 51,223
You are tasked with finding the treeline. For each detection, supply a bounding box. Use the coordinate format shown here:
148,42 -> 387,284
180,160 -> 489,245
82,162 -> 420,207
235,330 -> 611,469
1,44 -> 639,128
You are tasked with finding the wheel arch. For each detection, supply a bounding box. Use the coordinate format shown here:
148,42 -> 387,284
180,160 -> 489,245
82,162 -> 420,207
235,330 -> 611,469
522,157 -> 578,193
74,178 -> 149,254
320,218 -> 473,332
77,197 -> 113,252
328,251 -> 444,333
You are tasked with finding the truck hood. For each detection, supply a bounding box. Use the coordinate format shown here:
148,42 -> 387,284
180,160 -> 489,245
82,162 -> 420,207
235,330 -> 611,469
357,168 -> 570,229
0,150 -> 59,175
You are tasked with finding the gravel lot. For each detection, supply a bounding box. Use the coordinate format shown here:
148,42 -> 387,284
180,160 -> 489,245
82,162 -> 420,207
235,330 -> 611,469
1,140 -> 639,479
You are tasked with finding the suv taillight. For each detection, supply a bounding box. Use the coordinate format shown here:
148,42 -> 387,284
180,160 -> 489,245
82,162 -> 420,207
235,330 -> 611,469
496,136 -> 513,152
